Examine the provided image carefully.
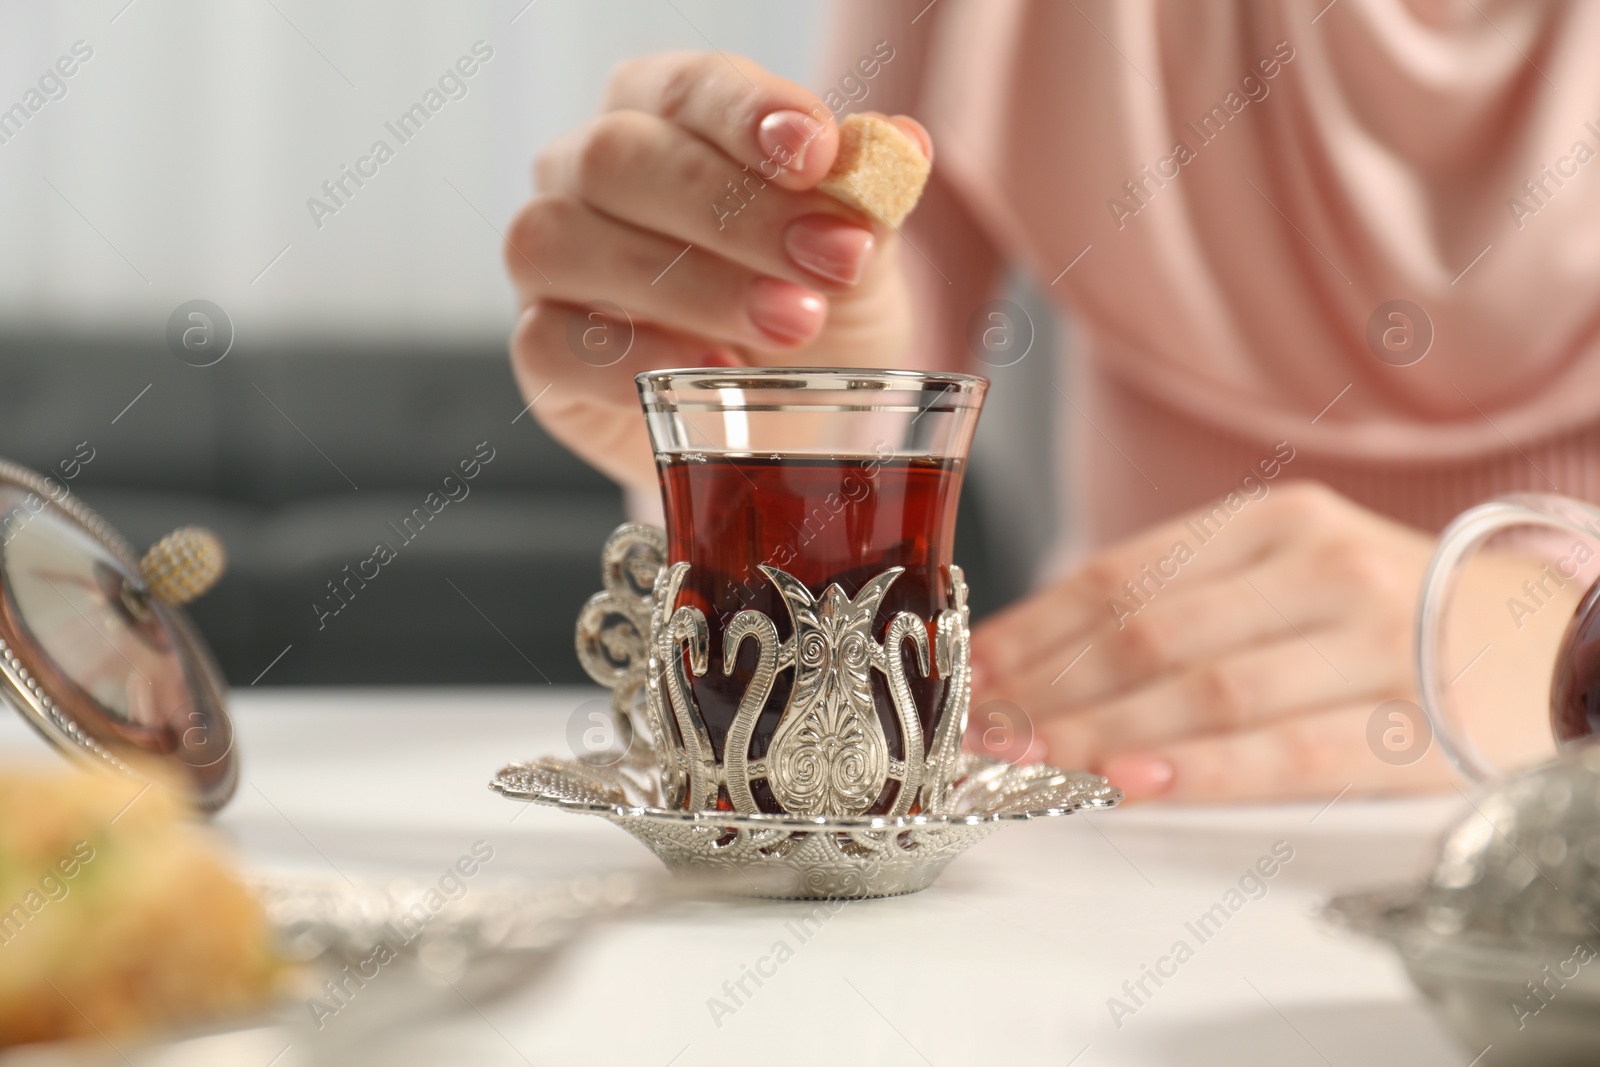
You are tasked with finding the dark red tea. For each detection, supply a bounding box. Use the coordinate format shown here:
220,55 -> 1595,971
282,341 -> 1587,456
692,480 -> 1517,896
657,452 -> 964,813
1551,580 -> 1600,745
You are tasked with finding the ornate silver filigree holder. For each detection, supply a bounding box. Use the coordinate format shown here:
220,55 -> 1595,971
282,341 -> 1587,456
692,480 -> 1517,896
492,523 -> 1121,899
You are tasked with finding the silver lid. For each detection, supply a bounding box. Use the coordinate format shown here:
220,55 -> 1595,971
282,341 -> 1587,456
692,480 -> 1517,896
0,458 -> 236,811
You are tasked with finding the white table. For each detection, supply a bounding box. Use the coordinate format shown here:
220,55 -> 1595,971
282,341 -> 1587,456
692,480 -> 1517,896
1,688 -> 1475,1066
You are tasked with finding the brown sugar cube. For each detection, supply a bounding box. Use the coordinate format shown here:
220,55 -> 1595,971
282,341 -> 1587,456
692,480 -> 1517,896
817,114 -> 931,227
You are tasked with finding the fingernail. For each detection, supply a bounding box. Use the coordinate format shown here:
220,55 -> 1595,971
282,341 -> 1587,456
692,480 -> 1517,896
785,215 -> 875,285
757,110 -> 820,173
700,349 -> 740,368
1101,755 -> 1175,801
893,115 -> 934,162
747,276 -> 825,344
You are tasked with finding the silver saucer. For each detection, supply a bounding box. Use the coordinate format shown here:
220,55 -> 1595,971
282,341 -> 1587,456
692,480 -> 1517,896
1324,887 -> 1600,1066
1323,747 -> 1600,1066
490,749 -> 1120,899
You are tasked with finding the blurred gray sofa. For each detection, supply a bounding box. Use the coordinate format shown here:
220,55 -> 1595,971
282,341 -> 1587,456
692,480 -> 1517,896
0,333 -> 625,685
0,333 -> 1027,685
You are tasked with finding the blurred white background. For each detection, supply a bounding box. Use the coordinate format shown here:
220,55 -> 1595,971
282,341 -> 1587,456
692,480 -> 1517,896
0,0 -> 824,343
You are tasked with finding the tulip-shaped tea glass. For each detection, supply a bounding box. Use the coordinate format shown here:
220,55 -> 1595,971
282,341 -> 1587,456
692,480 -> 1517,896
501,365 -> 1121,898
627,367 -> 986,817
1418,493 -> 1600,781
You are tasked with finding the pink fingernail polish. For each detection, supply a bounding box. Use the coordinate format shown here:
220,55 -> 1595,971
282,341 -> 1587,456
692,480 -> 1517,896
746,276 -> 825,344
894,115 -> 934,162
757,110 -> 821,173
785,215 -> 874,285
1101,756 -> 1175,801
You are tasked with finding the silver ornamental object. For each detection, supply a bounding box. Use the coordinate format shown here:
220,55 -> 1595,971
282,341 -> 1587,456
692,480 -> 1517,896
1325,747 -> 1600,1066
6,874 -> 646,1067
493,522 -> 1121,899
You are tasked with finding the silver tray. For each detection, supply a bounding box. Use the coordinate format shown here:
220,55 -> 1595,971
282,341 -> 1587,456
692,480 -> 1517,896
491,748 -> 1120,899
1326,886 -> 1600,1065
0,871 -> 648,1067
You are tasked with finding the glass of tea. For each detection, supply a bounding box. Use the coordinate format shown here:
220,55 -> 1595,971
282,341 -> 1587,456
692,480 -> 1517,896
635,367 -> 987,816
1417,493 -> 1600,781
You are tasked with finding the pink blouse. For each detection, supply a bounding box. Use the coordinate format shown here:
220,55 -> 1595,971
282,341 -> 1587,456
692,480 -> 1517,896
830,0 -> 1600,557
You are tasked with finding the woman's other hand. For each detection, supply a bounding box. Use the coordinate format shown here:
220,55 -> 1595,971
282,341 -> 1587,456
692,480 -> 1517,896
968,481 -> 1568,802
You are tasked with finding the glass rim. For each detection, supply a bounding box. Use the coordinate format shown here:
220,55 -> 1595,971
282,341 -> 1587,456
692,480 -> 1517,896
636,367 -> 988,414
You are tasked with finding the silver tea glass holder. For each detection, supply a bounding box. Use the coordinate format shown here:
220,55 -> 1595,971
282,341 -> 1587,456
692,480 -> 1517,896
491,523 -> 1121,899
